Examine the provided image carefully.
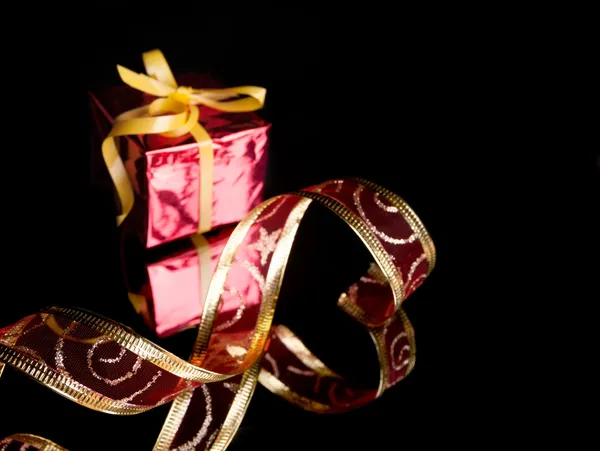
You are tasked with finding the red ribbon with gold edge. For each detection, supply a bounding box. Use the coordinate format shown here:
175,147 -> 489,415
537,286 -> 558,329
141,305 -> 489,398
0,434 -> 67,451
0,178 -> 435,450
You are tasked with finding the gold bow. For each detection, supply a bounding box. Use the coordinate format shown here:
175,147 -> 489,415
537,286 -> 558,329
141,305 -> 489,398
102,49 -> 266,233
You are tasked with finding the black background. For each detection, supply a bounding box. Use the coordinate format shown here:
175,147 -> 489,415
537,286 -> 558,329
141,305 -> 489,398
0,8 -> 598,450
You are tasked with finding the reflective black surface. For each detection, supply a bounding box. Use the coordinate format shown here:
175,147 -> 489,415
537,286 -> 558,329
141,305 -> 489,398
0,10 -> 597,450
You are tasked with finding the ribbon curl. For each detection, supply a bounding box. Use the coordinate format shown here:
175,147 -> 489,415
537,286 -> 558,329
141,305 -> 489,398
0,178 -> 435,450
104,49 -> 266,232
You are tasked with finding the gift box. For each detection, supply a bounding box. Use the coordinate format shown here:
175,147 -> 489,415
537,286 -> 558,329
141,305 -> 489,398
123,226 -> 262,339
90,49 -> 270,248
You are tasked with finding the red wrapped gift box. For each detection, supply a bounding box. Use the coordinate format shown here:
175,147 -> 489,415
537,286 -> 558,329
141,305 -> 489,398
90,53 -> 270,248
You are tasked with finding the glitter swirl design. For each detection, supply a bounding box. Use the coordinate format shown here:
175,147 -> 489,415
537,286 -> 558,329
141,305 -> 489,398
172,385 -> 213,451
214,288 -> 246,333
374,192 -> 399,213
353,185 -> 417,245
390,332 -> 410,372
87,337 -> 143,386
0,177 -> 435,450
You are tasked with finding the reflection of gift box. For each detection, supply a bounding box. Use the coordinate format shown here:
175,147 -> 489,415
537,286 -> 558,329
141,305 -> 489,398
123,225 -> 262,339
122,226 -> 230,337
90,53 -> 270,249
122,226 -> 241,337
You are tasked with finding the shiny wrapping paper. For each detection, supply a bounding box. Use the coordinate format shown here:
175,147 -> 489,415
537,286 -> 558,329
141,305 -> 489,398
90,72 -> 270,248
123,227 -> 237,338
1,178 -> 436,450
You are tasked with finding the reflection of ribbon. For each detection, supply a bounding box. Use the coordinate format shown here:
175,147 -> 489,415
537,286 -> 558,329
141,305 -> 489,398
0,178 -> 435,450
104,49 -> 266,233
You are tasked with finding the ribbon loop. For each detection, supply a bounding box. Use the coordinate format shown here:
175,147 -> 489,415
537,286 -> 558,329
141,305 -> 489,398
142,48 -> 178,88
116,65 -> 175,97
1,178 -> 436,450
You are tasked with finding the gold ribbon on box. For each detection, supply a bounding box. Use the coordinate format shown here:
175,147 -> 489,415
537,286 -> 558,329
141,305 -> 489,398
103,49 -> 267,232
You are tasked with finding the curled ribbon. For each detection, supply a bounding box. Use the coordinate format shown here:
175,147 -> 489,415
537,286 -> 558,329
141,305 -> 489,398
104,49 -> 266,232
0,178 -> 435,450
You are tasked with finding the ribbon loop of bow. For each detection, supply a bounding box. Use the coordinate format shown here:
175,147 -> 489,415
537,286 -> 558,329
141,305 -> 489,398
116,49 -> 266,111
102,49 -> 266,232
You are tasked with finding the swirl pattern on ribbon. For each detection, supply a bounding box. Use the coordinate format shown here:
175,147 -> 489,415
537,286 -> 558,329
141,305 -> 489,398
0,178 -> 435,450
